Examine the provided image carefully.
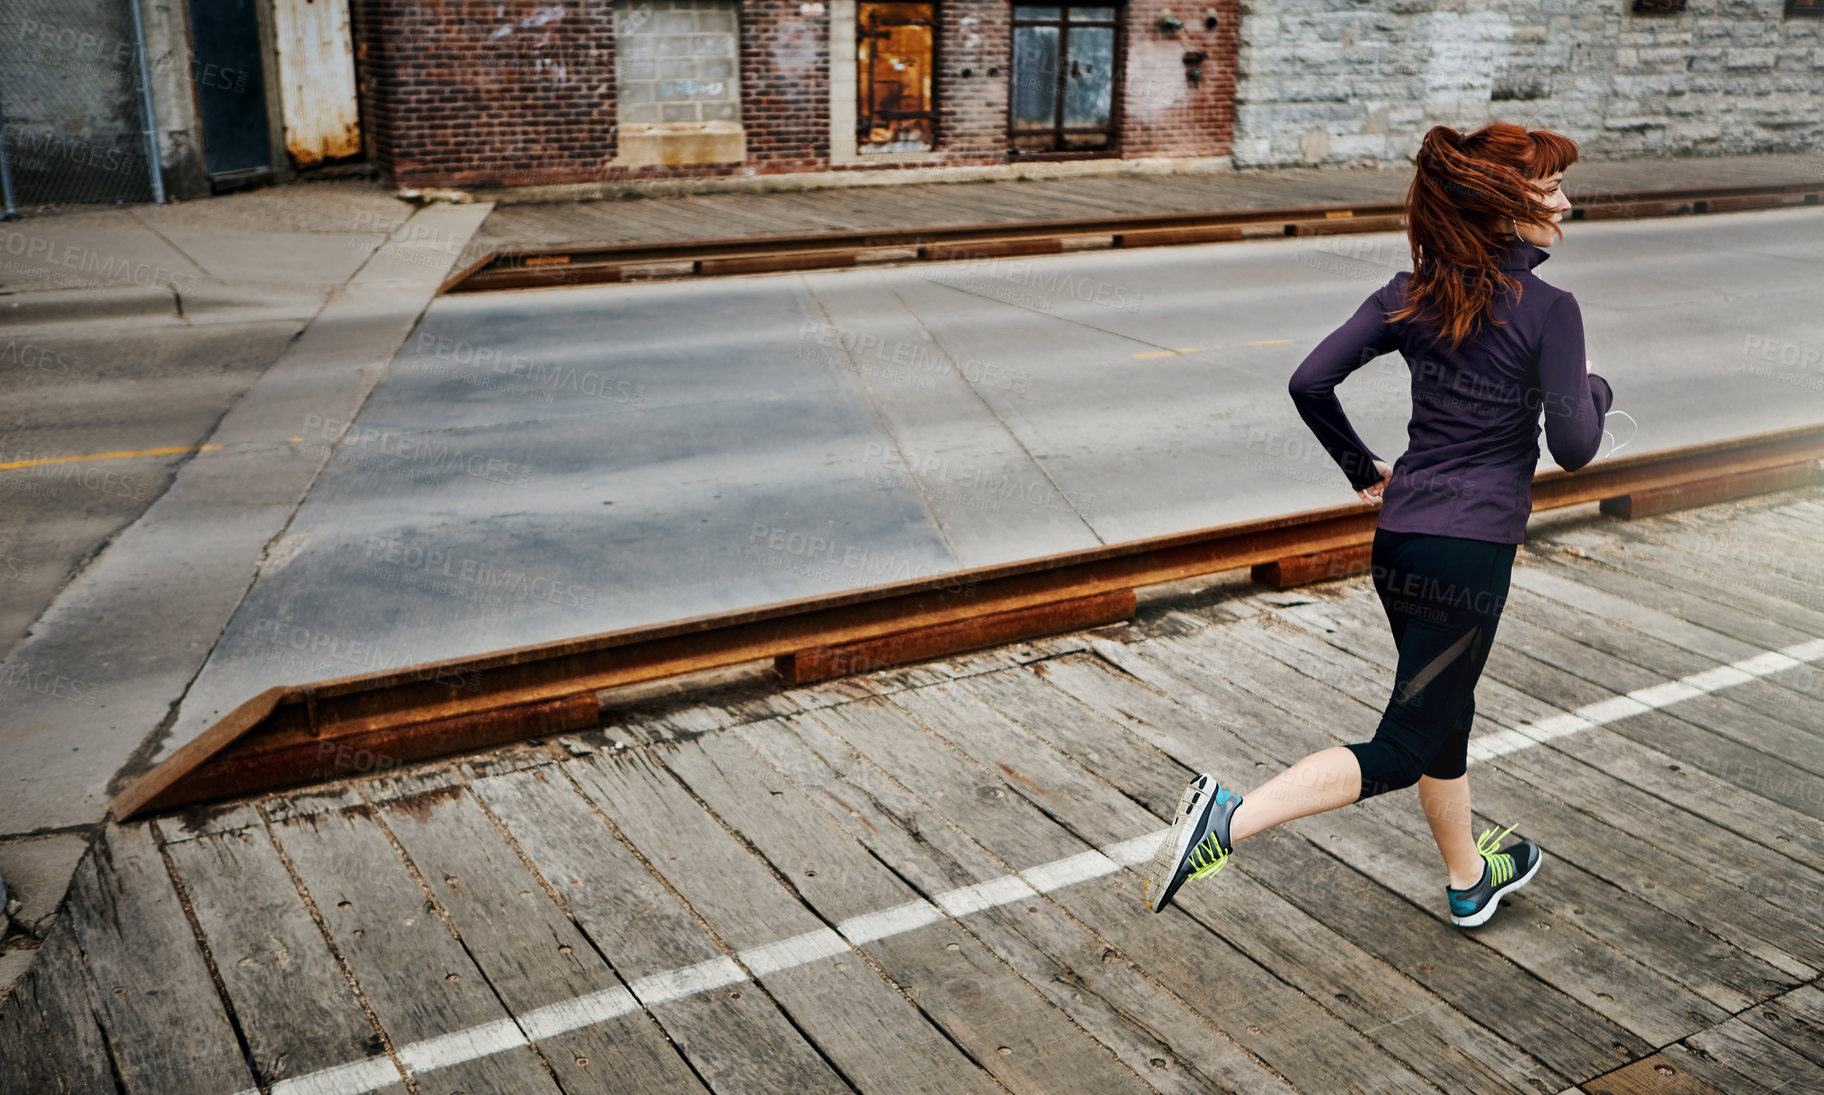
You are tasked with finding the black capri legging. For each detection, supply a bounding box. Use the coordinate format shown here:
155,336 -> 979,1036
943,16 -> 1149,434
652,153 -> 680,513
1348,526 -> 1517,801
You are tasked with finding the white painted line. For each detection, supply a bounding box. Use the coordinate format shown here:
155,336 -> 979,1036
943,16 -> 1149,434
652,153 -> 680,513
839,900 -> 944,944
1681,665 -> 1753,692
268,1054 -> 404,1095
1104,833 -> 1164,867
737,928 -> 850,976
935,875 -> 1038,917
630,957 -> 746,1006
397,1018 -> 527,1074
1629,680 -> 1705,708
517,986 -> 640,1042
1022,849 -> 1122,893
220,627 -> 1824,1095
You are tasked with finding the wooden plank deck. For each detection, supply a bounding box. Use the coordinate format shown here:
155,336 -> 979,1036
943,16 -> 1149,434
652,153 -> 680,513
3,482 -> 1822,1095
472,152 -> 1824,253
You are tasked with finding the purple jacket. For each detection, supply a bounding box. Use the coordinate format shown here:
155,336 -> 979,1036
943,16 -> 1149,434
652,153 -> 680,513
1288,237 -> 1615,545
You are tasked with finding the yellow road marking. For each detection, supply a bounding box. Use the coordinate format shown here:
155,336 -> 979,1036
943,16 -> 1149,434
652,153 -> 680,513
1132,347 -> 1203,359
0,444 -> 221,473
1246,339 -> 1294,347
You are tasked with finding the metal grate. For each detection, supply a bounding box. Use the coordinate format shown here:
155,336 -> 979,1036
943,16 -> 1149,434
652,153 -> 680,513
0,1 -> 162,214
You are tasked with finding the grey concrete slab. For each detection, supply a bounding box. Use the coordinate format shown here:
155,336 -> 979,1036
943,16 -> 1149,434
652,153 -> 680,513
0,833 -> 90,933
156,228 -> 386,288
799,270 -> 1103,564
0,202 -> 493,838
151,205 -> 1824,782
160,273 -> 954,755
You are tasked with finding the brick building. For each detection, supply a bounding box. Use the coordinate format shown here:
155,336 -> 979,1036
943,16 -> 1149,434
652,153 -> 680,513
346,0 -> 1241,191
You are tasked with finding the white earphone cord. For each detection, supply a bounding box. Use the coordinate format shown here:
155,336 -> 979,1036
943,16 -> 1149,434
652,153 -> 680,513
1602,409 -> 1638,459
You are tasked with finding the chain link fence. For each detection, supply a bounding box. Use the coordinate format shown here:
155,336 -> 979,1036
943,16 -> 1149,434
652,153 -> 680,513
0,0 -> 163,217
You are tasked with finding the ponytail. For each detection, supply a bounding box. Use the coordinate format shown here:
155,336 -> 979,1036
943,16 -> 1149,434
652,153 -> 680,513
1388,122 -> 1580,350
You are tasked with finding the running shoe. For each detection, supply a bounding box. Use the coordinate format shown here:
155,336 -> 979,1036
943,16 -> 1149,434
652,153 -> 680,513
1142,774 -> 1243,913
1445,823 -> 1542,927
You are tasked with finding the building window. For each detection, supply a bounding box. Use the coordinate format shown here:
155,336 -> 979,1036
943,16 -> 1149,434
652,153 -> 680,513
614,0 -> 742,126
858,1 -> 937,152
1788,0 -> 1824,14
1009,4 -> 1121,156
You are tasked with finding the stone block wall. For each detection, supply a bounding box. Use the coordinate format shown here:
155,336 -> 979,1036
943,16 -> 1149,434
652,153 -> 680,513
1233,0 -> 1824,168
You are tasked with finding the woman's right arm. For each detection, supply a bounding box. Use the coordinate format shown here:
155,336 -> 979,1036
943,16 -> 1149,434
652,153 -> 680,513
1537,292 -> 1614,472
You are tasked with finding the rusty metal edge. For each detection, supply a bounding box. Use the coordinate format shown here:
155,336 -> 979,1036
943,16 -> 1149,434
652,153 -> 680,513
113,421 -> 1824,818
440,179 -> 1823,294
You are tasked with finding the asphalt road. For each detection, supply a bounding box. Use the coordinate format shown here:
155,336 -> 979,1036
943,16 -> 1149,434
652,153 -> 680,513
0,320 -> 306,661
151,203 -> 1824,760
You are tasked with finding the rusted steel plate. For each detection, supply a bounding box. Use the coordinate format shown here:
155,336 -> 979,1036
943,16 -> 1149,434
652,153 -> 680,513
696,251 -> 858,275
1115,225 -> 1245,247
113,422 -> 1824,819
119,693 -> 600,817
1598,458 -> 1821,520
922,238 -> 1066,260
1291,214 -> 1407,236
1251,543 -> 1376,589
775,588 -> 1135,685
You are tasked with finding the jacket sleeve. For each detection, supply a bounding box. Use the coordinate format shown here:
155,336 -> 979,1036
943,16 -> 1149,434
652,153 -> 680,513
1288,281 -> 1399,492
1536,291 -> 1615,472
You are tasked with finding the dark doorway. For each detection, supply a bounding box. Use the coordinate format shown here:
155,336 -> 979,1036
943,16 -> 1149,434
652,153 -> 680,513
1009,3 -> 1121,156
187,0 -> 273,183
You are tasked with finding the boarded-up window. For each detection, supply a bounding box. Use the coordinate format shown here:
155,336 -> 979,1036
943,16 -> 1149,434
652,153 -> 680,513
615,0 -> 742,125
858,1 -> 936,151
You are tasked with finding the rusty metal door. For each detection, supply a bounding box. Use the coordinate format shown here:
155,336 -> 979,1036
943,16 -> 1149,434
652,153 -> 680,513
272,0 -> 360,167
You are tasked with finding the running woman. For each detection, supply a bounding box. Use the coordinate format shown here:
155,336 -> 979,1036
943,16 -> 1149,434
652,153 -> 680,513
1143,121 -> 1615,927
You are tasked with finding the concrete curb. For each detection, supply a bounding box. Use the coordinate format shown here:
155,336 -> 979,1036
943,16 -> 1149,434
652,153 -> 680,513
0,284 -> 178,325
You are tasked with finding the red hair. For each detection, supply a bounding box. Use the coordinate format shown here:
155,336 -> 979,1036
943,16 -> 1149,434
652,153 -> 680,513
1388,122 -> 1580,350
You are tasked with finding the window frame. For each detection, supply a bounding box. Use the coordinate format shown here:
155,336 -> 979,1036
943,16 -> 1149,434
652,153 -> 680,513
1005,2 -> 1126,160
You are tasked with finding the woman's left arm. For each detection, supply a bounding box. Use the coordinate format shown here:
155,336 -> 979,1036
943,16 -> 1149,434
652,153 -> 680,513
1288,282 -> 1400,493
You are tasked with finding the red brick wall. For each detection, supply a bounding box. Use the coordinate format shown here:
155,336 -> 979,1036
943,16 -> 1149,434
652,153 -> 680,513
1118,0 -> 1238,158
347,0 -> 1237,190
350,0 -> 618,190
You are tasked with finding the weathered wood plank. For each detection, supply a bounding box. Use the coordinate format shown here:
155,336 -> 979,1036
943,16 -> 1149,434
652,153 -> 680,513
264,788 -> 563,1093
65,824 -> 256,1095
1269,587 -> 1824,871
731,715 -> 1301,1095
160,817 -> 407,1093
1740,983 -> 1824,1069
468,765 -> 856,1095
1181,608 -> 1824,952
1215,611 -> 1811,1009
1150,626 -> 1739,1046
1681,1017 -> 1824,1095
1580,1052 -> 1727,1095
935,670 -> 1573,1095
1041,646 -> 1659,1080
805,697 -> 1451,1095
568,747 -> 1061,1095
1294,590 -> 1824,830
364,772 -> 710,1095
652,732 -> 1196,1095
0,928 -> 119,1095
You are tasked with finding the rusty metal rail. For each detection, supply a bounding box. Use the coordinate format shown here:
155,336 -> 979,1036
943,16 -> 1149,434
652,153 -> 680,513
114,422 -> 1824,818
440,180 -> 1823,294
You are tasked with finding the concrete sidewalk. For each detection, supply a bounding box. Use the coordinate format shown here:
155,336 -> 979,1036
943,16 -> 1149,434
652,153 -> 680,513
0,180 -> 480,328
0,186 -> 493,993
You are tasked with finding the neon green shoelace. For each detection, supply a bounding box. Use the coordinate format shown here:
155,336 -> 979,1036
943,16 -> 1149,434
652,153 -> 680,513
1474,822 -> 1518,886
1187,832 -> 1231,880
